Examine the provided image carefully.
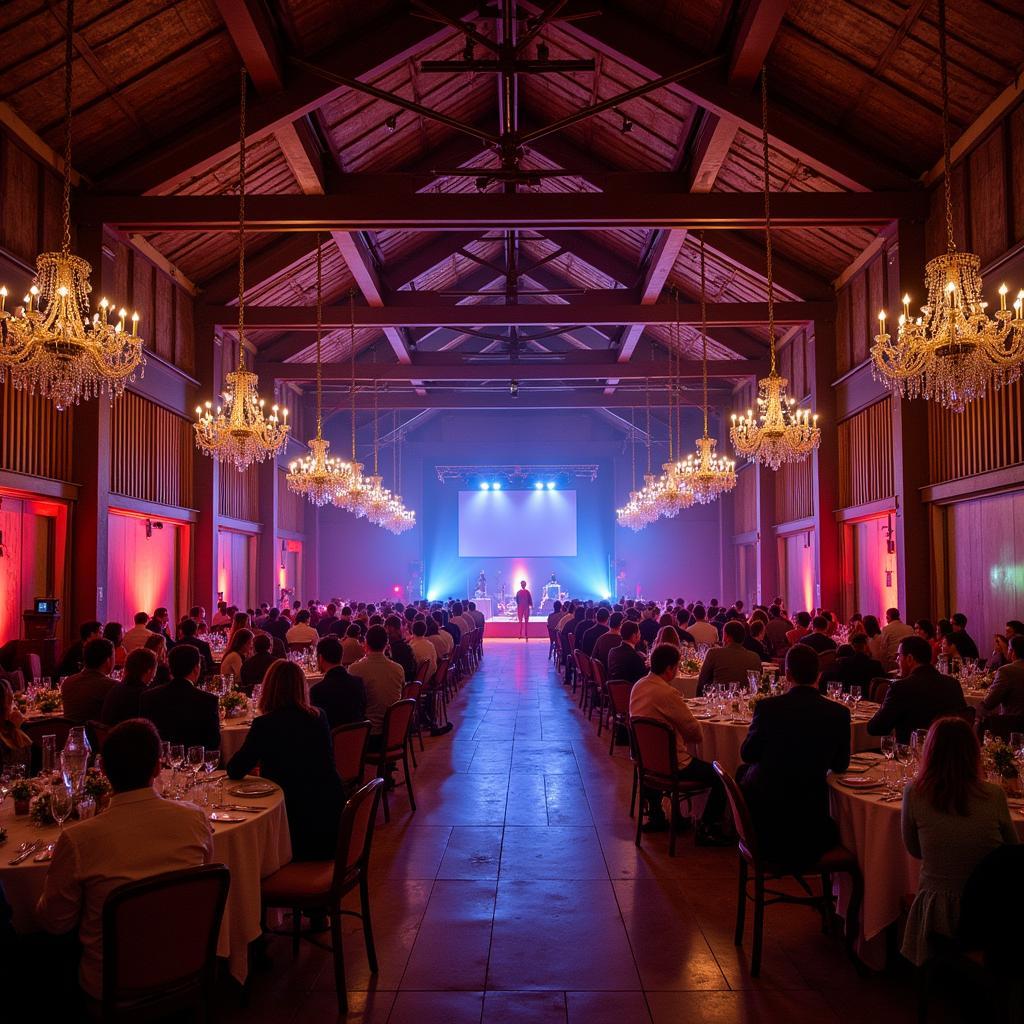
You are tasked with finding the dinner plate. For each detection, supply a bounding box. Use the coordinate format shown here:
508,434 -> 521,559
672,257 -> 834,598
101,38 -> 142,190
209,812 -> 246,823
228,783 -> 277,797
693,712 -> 714,720
835,775 -> 882,789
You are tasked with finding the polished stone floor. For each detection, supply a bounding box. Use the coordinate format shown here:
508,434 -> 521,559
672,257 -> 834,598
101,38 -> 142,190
224,639 -> 930,1023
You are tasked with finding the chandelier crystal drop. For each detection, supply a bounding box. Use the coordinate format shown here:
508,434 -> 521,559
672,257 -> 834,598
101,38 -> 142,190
287,237 -> 359,505
330,292 -> 371,517
0,0 -> 143,410
678,234 -> 736,503
195,68 -> 288,471
617,406 -> 656,531
730,67 -> 820,471
870,2 -> 1023,411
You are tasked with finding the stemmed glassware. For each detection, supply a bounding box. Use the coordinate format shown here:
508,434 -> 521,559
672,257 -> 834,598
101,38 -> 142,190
187,745 -> 205,790
50,778 -> 74,831
850,685 -> 862,714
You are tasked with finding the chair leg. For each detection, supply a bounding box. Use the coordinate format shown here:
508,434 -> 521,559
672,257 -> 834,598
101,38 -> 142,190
359,874 -> 379,974
629,765 -> 638,818
403,751 -> 416,812
844,869 -> 864,968
734,858 -> 748,946
751,872 -> 765,977
376,763 -> 391,823
329,908 -> 349,1016
608,715 -> 616,756
292,906 -> 301,955
819,871 -> 833,934
668,791 -> 678,858
634,784 -> 644,848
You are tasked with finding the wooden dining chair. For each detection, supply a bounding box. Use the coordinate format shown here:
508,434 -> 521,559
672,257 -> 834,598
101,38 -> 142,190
260,779 -> 384,1015
402,680 -> 425,765
590,659 -> 608,730
605,680 -> 634,756
363,699 -> 417,823
331,720 -> 371,795
100,864 -> 230,1022
712,760 -> 863,977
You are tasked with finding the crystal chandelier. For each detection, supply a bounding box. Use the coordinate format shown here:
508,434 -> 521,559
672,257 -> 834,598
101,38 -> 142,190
730,68 -> 820,471
195,69 -> 288,470
331,293 -> 369,516
678,234 -> 736,503
0,0 -> 143,410
379,412 -> 415,534
287,237 -> 358,505
357,384 -> 416,532
616,406 -> 652,530
870,0 -> 1024,412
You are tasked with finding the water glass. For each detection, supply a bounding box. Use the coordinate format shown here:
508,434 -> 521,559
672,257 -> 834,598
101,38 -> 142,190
187,745 -> 205,786
50,779 -> 73,830
41,734 -> 57,779
881,735 -> 895,761
76,796 -> 96,820
850,685 -> 862,711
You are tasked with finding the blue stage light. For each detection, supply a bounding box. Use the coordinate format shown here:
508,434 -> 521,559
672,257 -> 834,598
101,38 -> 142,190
546,480 -> 556,490
534,481 -> 544,490
480,481 -> 490,490
492,481 -> 502,491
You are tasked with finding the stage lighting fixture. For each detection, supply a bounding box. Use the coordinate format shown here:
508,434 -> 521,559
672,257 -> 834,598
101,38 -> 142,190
534,480 -> 544,490
492,481 -> 502,491
546,480 -> 556,490
480,481 -> 490,490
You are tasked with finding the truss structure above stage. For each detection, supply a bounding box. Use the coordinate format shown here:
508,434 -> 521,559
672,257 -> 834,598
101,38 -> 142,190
435,464 -> 599,484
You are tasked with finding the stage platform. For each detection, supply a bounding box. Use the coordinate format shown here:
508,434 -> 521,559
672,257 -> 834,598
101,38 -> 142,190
484,615 -> 550,639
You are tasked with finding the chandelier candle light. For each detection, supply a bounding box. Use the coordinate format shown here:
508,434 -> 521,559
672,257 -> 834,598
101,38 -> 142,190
730,68 -> 820,471
195,68 -> 288,470
870,0 -> 1024,411
331,293 -> 369,516
0,0 -> 144,410
678,234 -> 736,503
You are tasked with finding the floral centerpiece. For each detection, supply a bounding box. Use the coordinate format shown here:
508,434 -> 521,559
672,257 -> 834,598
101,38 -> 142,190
220,690 -> 249,719
33,689 -> 63,715
984,739 -> 1021,795
83,767 -> 112,808
11,778 -> 35,815
29,789 -> 54,826
746,690 -> 770,715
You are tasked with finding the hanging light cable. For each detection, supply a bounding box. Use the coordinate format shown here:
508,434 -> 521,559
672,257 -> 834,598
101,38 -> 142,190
730,67 -> 820,471
333,291 -> 368,515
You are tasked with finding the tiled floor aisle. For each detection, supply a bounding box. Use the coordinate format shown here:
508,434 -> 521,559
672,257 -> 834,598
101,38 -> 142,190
226,639 -> 928,1023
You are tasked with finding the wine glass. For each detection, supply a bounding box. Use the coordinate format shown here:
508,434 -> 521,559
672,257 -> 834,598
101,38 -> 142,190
895,742 -> 912,781
187,745 -> 205,788
850,685 -> 862,712
50,779 -> 73,832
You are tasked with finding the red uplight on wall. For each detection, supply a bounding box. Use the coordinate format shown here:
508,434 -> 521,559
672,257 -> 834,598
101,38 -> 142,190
393,585 -> 401,594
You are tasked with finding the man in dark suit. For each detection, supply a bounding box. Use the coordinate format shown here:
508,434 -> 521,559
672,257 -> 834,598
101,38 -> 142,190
139,643 -> 220,752
578,607 -> 610,657
239,633 -> 276,692
591,612 -> 624,671
176,618 -> 214,676
638,605 -> 660,647
867,635 -> 967,742
316,603 -> 340,637
147,607 -> 175,648
799,616 -> 838,654
55,621 -> 102,679
385,615 -> 417,683
61,638 -> 117,723
739,645 -> 850,868
820,632 -> 884,693
310,635 -> 367,728
607,622 -> 647,683
263,607 -> 290,644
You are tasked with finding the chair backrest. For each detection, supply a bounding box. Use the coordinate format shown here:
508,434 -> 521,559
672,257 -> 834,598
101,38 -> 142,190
382,698 -> 417,752
607,680 -> 634,716
868,677 -> 890,703
713,761 -> 756,861
574,649 -> 592,681
86,719 -> 110,756
629,716 -> 678,780
331,720 -> 371,788
333,778 -> 384,892
433,655 -> 450,689
591,659 -> 606,690
958,844 -> 1024,960
101,864 -> 230,1011
22,716 -> 75,775
415,661 -> 432,686
817,650 -> 837,677
979,713 -> 1024,742
402,680 -> 422,702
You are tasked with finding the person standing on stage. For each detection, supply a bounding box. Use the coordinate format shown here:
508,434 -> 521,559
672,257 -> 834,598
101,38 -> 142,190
515,580 -> 533,640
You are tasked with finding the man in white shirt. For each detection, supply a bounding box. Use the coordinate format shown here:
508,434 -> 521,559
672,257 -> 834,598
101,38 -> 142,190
467,601 -> 486,630
629,643 -> 729,845
210,601 -> 232,629
122,611 -> 153,653
879,607 -> 915,669
285,609 -> 319,645
348,624 -> 405,738
408,619 -> 438,683
36,719 -> 213,1000
687,606 -> 720,647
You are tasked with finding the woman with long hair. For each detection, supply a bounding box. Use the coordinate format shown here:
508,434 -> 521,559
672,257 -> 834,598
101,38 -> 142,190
914,619 -> 940,664
226,660 -> 344,859
655,624 -> 681,649
101,648 -> 158,726
227,612 -> 251,645
901,716 -> 1018,965
0,678 -> 31,770
862,614 -> 883,663
220,628 -> 253,681
102,621 -> 128,668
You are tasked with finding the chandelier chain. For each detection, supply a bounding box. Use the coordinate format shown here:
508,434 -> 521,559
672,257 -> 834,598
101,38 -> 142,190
699,232 -> 709,436
236,67 -> 247,368
314,232 -> 323,438
645,378 -> 651,475
61,0 -> 73,256
939,0 -> 955,255
350,290 -> 357,461
760,67 -> 776,373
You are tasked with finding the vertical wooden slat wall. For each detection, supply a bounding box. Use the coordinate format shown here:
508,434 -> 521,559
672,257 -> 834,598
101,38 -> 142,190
773,459 -> 813,524
110,392 -> 194,508
927,377 -> 1024,485
837,399 -> 894,508
218,464 -> 260,522
0,383 -> 74,481
733,466 -> 757,534
277,468 -> 304,533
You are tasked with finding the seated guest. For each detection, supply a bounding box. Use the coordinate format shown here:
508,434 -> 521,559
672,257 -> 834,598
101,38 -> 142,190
608,621 -> 646,683
546,601 -> 564,633
263,607 -> 290,644
286,609 -> 319,646
408,620 -> 438,683
55,621 -> 102,679
316,603 -> 340,636
591,612 -> 624,671
914,619 -> 941,664
35,718 -> 213,1000
799,615 -> 838,654
743,619 -> 768,660
467,601 -> 485,630
820,632 -> 884,693
101,648 -> 158,726
239,633 -> 276,692
986,620 -> 1024,671
785,611 -> 812,648
228,661 -> 345,860
310,635 -> 367,728
341,623 -> 366,666
672,610 -> 696,645
878,607 -> 915,669
901,716 -> 1018,966
122,611 -> 152,653
140,643 -> 220,752
687,606 -> 719,647
144,633 -> 172,687
697,620 -> 761,695
941,630 -> 977,669
764,605 -> 794,657
385,615 -> 417,682
227,611 -> 251,645
102,622 -> 127,668
348,624 -> 404,743
628,643 -> 730,845
441,610 -> 462,646
147,607 -> 174,647
868,635 -> 967,743
176,618 -> 214,675
739,645 -> 850,868
0,678 -> 31,771
950,612 -> 980,662
639,605 -> 660,647
210,601 -> 232,630
578,608 -> 611,657
219,627 -> 253,681
655,625 -> 681,649
979,635 -> 1024,718
61,639 -> 117,724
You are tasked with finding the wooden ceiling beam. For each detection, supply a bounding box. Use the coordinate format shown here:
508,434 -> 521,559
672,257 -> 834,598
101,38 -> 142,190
318,391 -> 718,411
213,0 -> 285,93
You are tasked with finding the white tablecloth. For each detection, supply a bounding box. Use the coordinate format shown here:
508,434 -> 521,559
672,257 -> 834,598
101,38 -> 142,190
220,720 -> 251,763
829,769 -> 1024,969
0,777 -> 291,985
668,673 -> 700,699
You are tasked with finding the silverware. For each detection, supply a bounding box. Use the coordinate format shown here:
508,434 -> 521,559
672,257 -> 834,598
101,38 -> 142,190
9,840 -> 40,865
33,843 -> 55,862
213,803 -> 264,813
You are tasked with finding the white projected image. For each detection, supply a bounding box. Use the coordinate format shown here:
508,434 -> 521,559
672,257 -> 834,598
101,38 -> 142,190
458,490 -> 578,557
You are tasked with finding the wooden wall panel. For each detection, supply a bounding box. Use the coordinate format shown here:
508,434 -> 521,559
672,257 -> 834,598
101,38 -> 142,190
837,399 -> 894,508
774,458 -> 813,525
1012,102 -> 1024,245
277,468 -> 304,533
733,465 -> 756,535
968,127 -> 1009,266
927,377 -> 1024,484
0,382 -> 74,481
219,465 -> 260,523
110,392 -> 195,508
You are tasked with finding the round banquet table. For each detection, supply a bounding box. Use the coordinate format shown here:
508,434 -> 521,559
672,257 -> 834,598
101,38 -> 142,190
0,775 -> 292,986
668,673 -> 700,699
828,764 -> 1024,969
684,699 -> 881,776
220,719 -> 251,762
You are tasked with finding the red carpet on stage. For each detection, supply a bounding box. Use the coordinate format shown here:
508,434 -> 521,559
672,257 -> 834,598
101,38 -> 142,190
484,615 -> 549,638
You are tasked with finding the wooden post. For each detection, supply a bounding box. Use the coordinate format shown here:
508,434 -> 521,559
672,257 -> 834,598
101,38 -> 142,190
193,324 -> 222,612
811,315 -> 841,612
